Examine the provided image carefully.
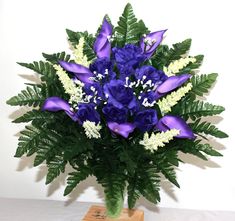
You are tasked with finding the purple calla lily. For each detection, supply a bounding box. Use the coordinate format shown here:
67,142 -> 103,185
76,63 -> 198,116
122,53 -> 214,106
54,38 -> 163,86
140,30 -> 167,58
107,122 -> 135,138
157,74 -> 191,93
42,96 -> 78,121
155,74 -> 191,99
59,61 -> 94,84
94,18 -> 112,58
157,115 -> 195,139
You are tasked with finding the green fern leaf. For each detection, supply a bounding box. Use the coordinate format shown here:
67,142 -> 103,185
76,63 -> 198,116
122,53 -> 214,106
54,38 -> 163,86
14,125 -> 41,157
190,73 -> 218,96
42,51 -> 71,64
127,173 -> 141,209
173,100 -> 225,120
139,166 -> 160,204
115,3 -> 148,46
13,110 -> 55,123
190,119 -> 228,138
166,39 -> 192,64
33,129 -> 63,166
178,139 -> 222,160
64,168 -> 91,196
197,143 -> 222,157
158,163 -> 180,188
152,39 -> 192,68
46,155 -> 67,184
17,61 -> 55,82
6,85 -> 45,107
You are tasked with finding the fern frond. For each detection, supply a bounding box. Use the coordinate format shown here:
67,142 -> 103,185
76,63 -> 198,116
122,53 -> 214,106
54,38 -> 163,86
17,61 -> 55,82
173,100 -> 225,120
189,119 -> 228,138
15,125 -> 41,157
139,165 -> 160,204
46,155 -> 67,184
42,51 -> 71,64
115,3 -> 148,46
190,73 -> 218,96
6,85 -> 45,107
179,139 -> 222,160
33,129 -> 63,166
13,110 -> 55,123
64,167 -> 91,196
127,173 -> 141,209
152,39 -> 192,68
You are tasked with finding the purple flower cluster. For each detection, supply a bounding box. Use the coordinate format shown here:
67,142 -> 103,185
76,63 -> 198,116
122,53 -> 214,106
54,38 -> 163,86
42,18 -> 195,140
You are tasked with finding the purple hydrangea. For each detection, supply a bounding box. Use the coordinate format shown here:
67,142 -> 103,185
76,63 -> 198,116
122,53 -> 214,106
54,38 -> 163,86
103,80 -> 137,110
76,103 -> 100,124
89,57 -> 116,82
135,65 -> 168,85
112,44 -> 146,69
134,109 -> 158,132
102,104 -> 128,123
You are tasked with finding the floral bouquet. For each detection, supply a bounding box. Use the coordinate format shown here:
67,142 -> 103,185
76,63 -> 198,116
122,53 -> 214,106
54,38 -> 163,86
7,3 -> 227,219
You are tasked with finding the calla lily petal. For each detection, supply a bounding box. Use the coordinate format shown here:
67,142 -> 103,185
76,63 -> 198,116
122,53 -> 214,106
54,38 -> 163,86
42,96 -> 77,121
157,74 -> 191,94
94,18 -> 112,58
157,115 -> 195,139
107,122 -> 135,138
140,30 -> 167,58
59,61 -> 94,84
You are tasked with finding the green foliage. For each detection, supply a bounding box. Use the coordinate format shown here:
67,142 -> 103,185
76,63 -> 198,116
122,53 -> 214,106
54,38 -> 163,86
138,165 -> 160,204
33,128 -> 63,166
127,173 -> 141,209
179,139 -> 222,160
127,164 -> 160,209
13,110 -> 55,123
6,85 -> 45,107
115,3 -> 149,46
63,131 -> 94,161
42,51 -> 71,64
17,61 -> 55,83
173,100 -> 225,120
66,29 -> 96,61
46,155 -> 67,184
150,149 -> 180,188
189,119 -> 228,138
166,39 -> 192,64
15,125 -> 42,157
190,73 -> 218,96
152,39 -> 192,68
64,167 -> 91,196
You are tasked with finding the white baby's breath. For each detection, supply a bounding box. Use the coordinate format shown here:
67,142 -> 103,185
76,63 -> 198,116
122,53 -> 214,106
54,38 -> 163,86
83,120 -> 102,139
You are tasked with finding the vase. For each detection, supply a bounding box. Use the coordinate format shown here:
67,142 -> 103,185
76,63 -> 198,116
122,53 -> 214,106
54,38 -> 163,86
82,205 -> 144,221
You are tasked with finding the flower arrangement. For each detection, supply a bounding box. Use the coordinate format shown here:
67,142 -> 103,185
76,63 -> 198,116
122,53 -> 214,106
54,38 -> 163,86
7,3 -> 228,219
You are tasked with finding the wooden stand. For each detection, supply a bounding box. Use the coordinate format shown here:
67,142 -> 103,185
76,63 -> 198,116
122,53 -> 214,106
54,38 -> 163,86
82,205 -> 144,221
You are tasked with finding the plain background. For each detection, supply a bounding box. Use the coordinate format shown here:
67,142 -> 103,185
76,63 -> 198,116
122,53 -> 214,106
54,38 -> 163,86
0,0 -> 235,212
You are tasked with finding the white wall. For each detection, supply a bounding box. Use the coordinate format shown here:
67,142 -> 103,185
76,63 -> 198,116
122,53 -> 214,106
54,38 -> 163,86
1,0 -> 235,211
